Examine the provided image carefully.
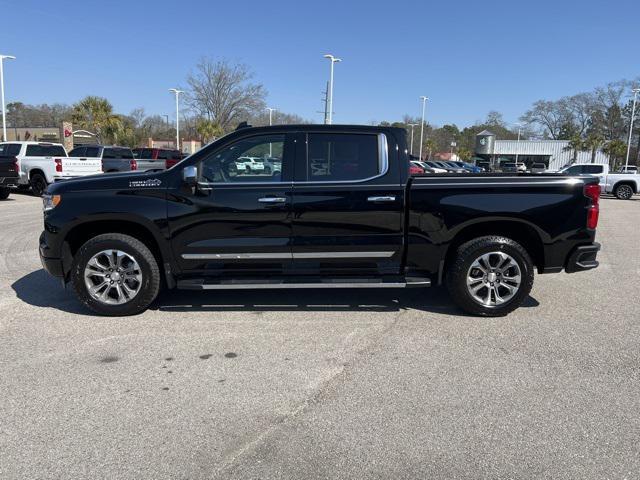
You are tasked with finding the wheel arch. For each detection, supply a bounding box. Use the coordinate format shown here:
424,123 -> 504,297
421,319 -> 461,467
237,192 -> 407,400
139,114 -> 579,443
613,180 -> 637,194
443,219 -> 545,275
62,218 -> 174,287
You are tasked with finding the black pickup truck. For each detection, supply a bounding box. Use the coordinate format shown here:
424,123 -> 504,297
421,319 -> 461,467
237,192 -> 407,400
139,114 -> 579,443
0,152 -> 19,200
39,124 -> 601,317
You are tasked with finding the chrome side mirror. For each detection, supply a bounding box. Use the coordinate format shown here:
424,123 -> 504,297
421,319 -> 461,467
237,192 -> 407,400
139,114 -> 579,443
182,165 -> 197,186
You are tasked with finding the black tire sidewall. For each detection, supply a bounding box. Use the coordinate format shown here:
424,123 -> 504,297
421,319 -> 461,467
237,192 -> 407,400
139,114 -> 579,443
71,235 -> 160,316
446,237 -> 534,316
0,187 -> 9,200
30,174 -> 47,197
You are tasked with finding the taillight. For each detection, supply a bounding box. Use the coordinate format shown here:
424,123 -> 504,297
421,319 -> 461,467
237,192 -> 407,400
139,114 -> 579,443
55,158 -> 63,173
584,183 -> 600,229
11,157 -> 18,172
130,159 -> 138,171
165,159 -> 178,169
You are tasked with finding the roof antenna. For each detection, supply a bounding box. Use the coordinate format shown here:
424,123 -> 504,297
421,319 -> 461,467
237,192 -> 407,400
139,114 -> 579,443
235,121 -> 252,131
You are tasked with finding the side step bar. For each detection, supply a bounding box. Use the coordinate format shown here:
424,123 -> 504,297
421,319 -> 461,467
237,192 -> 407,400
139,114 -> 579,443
177,277 -> 431,290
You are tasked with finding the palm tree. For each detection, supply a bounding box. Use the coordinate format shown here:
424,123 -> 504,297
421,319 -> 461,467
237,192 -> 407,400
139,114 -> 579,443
196,118 -> 224,144
564,135 -> 585,164
584,133 -> 606,163
71,96 -> 122,143
424,139 -> 436,160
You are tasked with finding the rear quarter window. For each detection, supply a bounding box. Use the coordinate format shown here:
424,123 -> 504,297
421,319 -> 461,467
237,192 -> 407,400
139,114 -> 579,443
103,148 -> 134,159
25,144 -> 67,157
0,143 -> 21,156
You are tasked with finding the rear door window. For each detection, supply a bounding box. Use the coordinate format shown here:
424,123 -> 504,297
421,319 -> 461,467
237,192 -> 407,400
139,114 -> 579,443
305,133 -> 379,182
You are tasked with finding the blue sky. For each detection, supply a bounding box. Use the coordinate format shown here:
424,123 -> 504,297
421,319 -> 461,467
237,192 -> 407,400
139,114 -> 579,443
1,0 -> 638,127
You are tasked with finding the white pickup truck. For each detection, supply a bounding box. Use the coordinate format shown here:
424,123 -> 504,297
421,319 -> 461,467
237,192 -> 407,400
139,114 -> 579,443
559,163 -> 640,200
0,141 -> 103,196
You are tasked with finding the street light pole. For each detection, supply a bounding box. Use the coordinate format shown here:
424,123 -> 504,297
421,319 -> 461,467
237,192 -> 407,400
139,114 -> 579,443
407,123 -> 418,156
515,123 -> 522,164
0,54 -> 16,142
266,107 -> 276,126
625,88 -> 640,170
266,107 -> 276,156
169,88 -> 183,151
418,96 -> 428,161
323,54 -> 341,125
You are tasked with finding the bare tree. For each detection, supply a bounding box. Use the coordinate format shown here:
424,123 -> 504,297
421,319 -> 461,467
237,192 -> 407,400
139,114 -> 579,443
186,59 -> 267,131
520,100 -> 570,139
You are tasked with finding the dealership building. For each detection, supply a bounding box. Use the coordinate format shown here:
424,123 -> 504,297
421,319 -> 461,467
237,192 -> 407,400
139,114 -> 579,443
474,130 -> 609,171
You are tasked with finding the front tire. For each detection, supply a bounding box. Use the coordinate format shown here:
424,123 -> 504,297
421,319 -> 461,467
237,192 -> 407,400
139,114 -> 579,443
71,233 -> 160,316
614,183 -> 634,200
30,173 -> 48,197
446,236 -> 534,317
0,187 -> 10,200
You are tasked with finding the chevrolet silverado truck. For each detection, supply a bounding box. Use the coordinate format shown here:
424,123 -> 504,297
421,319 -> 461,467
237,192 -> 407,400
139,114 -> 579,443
0,141 -> 103,196
39,124 -> 601,317
558,163 -> 640,199
0,154 -> 19,199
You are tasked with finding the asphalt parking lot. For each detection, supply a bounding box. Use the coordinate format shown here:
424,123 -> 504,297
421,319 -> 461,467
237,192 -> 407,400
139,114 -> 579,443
0,192 -> 638,479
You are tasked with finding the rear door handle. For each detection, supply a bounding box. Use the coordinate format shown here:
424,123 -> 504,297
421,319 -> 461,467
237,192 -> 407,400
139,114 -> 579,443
367,196 -> 396,203
258,197 -> 287,203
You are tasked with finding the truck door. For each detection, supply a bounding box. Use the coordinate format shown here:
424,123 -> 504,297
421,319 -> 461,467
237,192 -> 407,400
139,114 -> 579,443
168,132 -> 295,276
291,130 -> 404,275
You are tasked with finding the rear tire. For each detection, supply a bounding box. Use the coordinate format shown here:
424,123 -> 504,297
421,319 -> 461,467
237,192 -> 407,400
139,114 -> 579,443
0,187 -> 9,200
30,173 -> 48,197
614,183 -> 634,200
71,233 -> 160,316
445,236 -> 534,317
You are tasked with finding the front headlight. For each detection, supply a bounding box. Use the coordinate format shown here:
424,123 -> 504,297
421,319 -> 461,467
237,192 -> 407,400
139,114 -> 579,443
43,194 -> 61,212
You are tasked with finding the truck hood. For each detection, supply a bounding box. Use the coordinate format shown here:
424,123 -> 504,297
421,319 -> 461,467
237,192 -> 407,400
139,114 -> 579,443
47,170 -> 168,194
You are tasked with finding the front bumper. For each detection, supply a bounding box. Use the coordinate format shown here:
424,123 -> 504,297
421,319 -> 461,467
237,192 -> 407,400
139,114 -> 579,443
38,232 -> 69,280
565,242 -> 601,273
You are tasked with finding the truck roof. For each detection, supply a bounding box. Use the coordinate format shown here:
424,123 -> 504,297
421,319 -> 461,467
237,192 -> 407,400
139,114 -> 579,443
0,141 -> 64,146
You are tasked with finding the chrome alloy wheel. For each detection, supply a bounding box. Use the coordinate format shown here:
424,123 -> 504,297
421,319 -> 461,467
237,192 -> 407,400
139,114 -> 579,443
617,184 -> 633,199
84,250 -> 142,305
466,252 -> 522,307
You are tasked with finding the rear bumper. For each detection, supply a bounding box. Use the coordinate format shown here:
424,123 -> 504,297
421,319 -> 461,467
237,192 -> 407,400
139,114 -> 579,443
0,177 -> 18,187
565,242 -> 600,273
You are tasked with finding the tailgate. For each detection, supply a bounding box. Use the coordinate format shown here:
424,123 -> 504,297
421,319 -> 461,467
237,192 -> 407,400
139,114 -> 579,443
60,157 -> 103,177
0,157 -> 19,179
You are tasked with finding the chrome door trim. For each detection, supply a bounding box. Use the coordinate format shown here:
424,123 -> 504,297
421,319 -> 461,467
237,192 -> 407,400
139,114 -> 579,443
181,251 -> 396,260
182,253 -> 292,260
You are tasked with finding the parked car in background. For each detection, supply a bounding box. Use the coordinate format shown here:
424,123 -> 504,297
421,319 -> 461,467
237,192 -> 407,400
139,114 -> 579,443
410,161 -> 425,175
530,163 -> 547,173
616,165 -> 638,174
234,156 -> 266,174
411,161 -> 438,174
422,161 -> 449,173
476,160 -> 491,171
69,145 -> 137,173
501,162 -> 527,173
450,161 -> 485,173
559,163 -> 640,199
440,161 -> 469,173
0,149 -> 19,200
132,148 -> 184,171
1,141 -> 102,196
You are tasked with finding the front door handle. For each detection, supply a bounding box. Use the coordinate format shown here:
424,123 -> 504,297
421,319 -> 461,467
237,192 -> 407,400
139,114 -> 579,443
258,197 -> 287,203
367,196 -> 396,203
